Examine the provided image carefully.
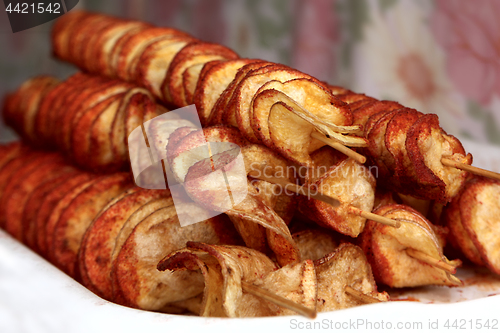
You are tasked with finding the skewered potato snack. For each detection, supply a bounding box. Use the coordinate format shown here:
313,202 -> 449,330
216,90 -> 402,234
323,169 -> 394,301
2,9 -> 500,320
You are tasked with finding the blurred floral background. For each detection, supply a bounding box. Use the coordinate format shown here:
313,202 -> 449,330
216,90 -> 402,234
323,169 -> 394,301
1,0 -> 500,147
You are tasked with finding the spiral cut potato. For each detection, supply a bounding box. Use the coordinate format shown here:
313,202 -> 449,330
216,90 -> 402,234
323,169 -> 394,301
359,203 -> 462,288
328,88 -> 473,203
2,73 -> 168,172
443,177 -> 500,274
0,142 -> 245,312
158,242 -> 388,317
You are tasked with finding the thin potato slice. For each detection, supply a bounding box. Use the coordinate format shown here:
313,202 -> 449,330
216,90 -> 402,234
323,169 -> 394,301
194,59 -> 254,125
406,114 -> 472,202
136,38 -> 194,99
299,158 -> 375,237
111,204 -> 240,310
360,204 -> 461,288
315,243 -> 389,311
292,229 -> 338,261
182,63 -> 206,105
158,243 -> 278,317
51,173 -> 133,277
252,78 -> 354,148
79,188 -> 169,299
459,178 -> 500,274
162,41 -> 238,106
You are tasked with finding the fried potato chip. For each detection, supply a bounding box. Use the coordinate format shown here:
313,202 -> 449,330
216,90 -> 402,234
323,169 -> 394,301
182,63 -> 206,105
115,27 -> 190,82
444,190 -> 485,266
352,100 -> 403,128
158,243 -> 278,317
79,188 -> 169,299
136,38 -> 195,99
61,78 -> 131,154
3,155 -> 71,241
315,243 -> 389,311
299,158 -> 375,237
252,78 -> 353,148
71,94 -> 123,171
42,173 -> 97,259
360,204 -> 461,287
67,14 -> 110,67
208,60 -> 270,126
458,178 -> 500,274
95,21 -> 152,76
406,114 -> 472,203
0,152 -> 62,238
162,41 -> 239,106
22,169 -> 79,251
292,229 -> 338,261
36,73 -> 87,145
193,59 -> 254,125
306,146 -> 347,183
51,173 -> 133,277
111,204 -> 240,310
229,67 -> 314,142
51,10 -> 92,61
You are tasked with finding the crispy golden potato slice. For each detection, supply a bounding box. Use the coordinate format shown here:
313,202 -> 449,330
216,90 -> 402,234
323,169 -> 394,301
268,101 -> 364,166
62,79 -> 132,155
385,108 -> 422,188
459,178 -> 500,274
79,188 -> 169,299
67,14 -> 110,67
51,10 -> 92,61
229,67 -> 315,142
158,243 -> 278,317
35,73 -> 87,145
299,158 -> 375,237
71,94 -> 124,171
406,114 -> 472,202
352,100 -> 403,128
360,204 -> 461,287
111,204 -> 241,310
182,63 -> 206,105
365,109 -> 400,180
194,59 -> 254,125
0,148 -> 44,229
315,243 -> 389,311
0,152 -> 63,239
252,78 -> 353,148
208,60 -> 270,126
43,173 -> 97,260
162,42 -> 239,106
115,27 -> 191,82
95,21 -> 152,76
181,143 -> 300,266
109,88 -> 159,168
22,169 -> 79,251
80,17 -> 123,72
50,173 -> 133,277
2,76 -> 59,144
444,188 -> 485,266
136,38 -> 195,99
306,146 -> 347,183
0,142 -> 22,171
3,155 -> 72,241
292,229 -> 338,261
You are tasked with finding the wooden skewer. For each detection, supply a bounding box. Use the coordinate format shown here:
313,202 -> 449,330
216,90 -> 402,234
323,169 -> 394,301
405,248 -> 457,274
441,157 -> 500,182
311,132 -> 367,164
241,281 -> 317,319
250,173 -> 400,228
344,286 -> 381,304
348,206 -> 401,228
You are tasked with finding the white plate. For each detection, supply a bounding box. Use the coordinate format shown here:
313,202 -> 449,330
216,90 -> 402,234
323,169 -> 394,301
1,138 -> 500,333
